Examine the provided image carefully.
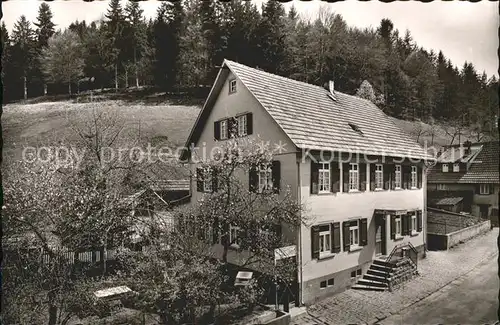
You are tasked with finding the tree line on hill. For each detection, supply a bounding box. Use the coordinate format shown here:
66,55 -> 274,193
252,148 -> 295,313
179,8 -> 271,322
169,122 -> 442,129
1,0 -> 498,139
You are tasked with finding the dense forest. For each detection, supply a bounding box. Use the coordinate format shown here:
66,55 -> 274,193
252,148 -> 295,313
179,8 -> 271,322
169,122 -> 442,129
1,0 -> 498,140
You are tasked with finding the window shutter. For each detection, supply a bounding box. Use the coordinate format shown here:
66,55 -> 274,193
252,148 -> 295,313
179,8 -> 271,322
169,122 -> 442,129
342,163 -> 349,192
476,184 -> 481,194
310,162 -> 319,194
402,214 -> 408,236
228,117 -> 236,138
403,166 -> 410,189
196,167 -> 204,192
332,222 -> 341,253
360,218 -> 368,246
214,121 -> 221,140
417,166 -> 423,189
311,226 -> 320,259
370,164 -> 376,191
384,165 -> 392,190
331,162 -> 340,193
489,184 -> 493,195
343,221 -> 350,251
272,160 -> 281,194
359,163 -> 367,191
417,211 -> 423,232
391,167 -> 396,190
246,113 -> 253,135
249,165 -> 258,192
390,215 -> 396,239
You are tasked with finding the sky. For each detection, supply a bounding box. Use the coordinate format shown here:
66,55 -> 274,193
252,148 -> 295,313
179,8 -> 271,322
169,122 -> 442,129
1,0 -> 498,77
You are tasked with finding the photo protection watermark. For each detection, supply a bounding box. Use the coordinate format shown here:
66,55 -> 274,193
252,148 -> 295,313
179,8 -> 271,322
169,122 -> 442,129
20,139 -> 453,168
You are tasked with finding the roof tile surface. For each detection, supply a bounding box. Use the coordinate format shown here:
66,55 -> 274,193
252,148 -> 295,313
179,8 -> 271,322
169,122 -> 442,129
225,60 -> 431,160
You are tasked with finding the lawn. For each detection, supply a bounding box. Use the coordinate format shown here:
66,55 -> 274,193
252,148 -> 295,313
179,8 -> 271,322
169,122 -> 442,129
2,100 -> 201,165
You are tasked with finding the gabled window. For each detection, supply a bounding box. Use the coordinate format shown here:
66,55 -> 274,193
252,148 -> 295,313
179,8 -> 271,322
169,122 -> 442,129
442,164 -> 449,173
349,163 -> 359,191
453,163 -> 460,172
479,184 -> 491,195
410,166 -> 418,189
250,161 -> 280,194
229,79 -> 237,94
394,165 -> 402,189
237,114 -> 247,136
375,164 -> 383,190
318,163 -> 331,193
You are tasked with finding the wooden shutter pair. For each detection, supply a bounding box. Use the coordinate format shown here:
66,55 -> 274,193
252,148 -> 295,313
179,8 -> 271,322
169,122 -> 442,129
342,219 -> 368,251
311,222 -> 341,259
249,161 -> 281,193
214,114 -> 253,140
214,121 -> 221,140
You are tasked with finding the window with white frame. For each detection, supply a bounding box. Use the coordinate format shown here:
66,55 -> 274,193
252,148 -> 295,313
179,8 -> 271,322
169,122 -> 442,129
411,166 -> 418,189
479,184 -> 491,195
229,225 -> 240,247
237,114 -> 247,136
220,119 -> 228,140
453,163 -> 460,172
349,163 -> 359,191
375,164 -> 383,189
349,220 -> 359,247
437,184 -> 448,191
442,164 -> 449,172
395,217 -> 402,237
318,163 -> 331,193
258,164 -> 273,193
229,79 -> 237,93
411,214 -> 417,233
319,224 -> 331,258
395,165 -> 402,189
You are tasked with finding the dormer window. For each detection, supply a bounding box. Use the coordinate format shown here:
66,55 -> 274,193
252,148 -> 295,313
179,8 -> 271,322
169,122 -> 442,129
348,123 -> 363,136
442,164 -> 449,173
453,163 -> 459,172
229,79 -> 237,94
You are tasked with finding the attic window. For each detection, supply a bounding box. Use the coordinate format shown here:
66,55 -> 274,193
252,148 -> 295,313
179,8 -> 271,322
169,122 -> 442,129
348,123 -> 363,135
229,79 -> 237,94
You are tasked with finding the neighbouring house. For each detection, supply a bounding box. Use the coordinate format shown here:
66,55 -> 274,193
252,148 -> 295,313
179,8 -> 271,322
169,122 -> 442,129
427,141 -> 499,225
180,60 -> 433,305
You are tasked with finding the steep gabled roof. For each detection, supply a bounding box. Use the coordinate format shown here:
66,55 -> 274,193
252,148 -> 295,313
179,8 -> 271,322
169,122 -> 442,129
182,60 -> 432,161
428,141 -> 499,184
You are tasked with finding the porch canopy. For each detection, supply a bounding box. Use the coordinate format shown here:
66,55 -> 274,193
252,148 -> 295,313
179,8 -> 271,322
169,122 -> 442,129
374,208 -> 420,216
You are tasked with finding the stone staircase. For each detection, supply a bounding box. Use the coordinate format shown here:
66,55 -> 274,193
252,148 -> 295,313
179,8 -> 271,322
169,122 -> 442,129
352,257 -> 419,292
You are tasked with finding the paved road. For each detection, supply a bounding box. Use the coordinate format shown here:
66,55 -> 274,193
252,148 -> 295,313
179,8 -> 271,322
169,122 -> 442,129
380,255 -> 499,325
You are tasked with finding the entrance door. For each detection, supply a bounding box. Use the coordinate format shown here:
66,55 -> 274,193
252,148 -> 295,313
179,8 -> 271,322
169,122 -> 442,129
375,216 -> 387,256
479,204 -> 490,219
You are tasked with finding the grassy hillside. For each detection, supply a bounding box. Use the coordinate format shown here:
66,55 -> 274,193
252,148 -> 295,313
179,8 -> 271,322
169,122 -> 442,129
2,99 -> 477,169
2,100 -> 201,166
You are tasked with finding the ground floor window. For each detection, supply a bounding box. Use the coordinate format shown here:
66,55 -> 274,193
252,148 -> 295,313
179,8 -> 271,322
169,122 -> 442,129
319,224 -> 331,258
395,217 -> 402,237
349,221 -> 359,247
411,214 -> 417,233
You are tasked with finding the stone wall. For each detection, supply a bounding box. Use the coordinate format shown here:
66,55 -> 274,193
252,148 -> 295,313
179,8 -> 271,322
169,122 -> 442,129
428,220 -> 491,250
